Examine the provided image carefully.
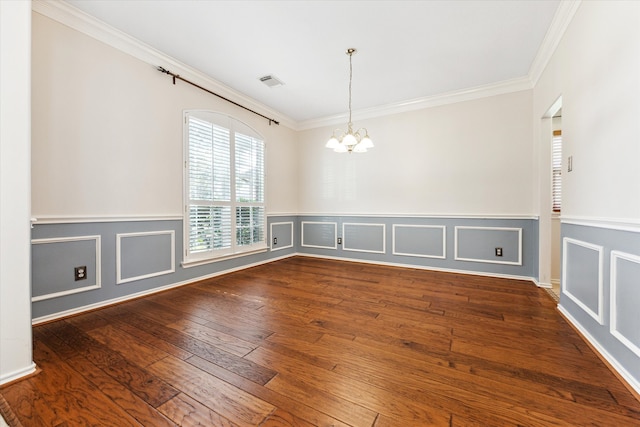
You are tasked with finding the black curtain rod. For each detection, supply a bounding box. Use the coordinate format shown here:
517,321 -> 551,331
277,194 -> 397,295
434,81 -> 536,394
157,66 -> 280,126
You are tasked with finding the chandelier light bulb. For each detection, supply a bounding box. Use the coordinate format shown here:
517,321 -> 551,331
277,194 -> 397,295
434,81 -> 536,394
326,136 -> 339,149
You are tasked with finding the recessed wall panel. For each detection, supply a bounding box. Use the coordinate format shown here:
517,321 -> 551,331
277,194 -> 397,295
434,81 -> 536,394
562,237 -> 603,324
301,221 -> 337,249
32,236 -> 101,301
610,251 -> 640,356
455,226 -> 522,265
343,223 -> 385,254
117,230 -> 175,284
393,225 -> 446,259
270,221 -> 294,251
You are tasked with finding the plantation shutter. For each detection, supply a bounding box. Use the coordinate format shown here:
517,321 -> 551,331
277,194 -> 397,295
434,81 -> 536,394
235,132 -> 265,246
185,111 -> 266,262
552,130 -> 562,213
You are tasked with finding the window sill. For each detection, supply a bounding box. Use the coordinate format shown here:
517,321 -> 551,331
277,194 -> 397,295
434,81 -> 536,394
181,245 -> 268,269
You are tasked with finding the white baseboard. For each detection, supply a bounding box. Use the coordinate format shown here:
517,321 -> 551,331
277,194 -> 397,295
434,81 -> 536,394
558,305 -> 640,396
297,253 -> 537,284
0,362 -> 37,386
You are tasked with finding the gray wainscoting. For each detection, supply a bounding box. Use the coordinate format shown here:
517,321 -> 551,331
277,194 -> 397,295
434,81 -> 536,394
32,235 -> 101,301
270,221 -> 294,251
117,230 -> 175,284
301,221 -> 337,249
31,215 -> 297,321
31,214 -> 537,322
393,224 -> 446,259
559,222 -> 640,394
455,226 -> 522,265
297,216 -> 538,280
343,222 -> 386,254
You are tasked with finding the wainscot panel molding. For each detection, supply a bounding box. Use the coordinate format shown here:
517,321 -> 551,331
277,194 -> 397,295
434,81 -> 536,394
454,226 -> 523,266
342,223 -> 386,254
562,237 -> 604,325
270,221 -> 294,252
392,224 -> 446,259
559,222 -> 640,396
31,235 -> 102,302
301,221 -> 338,250
297,215 -> 537,280
609,250 -> 640,358
31,216 -> 297,321
116,230 -> 175,284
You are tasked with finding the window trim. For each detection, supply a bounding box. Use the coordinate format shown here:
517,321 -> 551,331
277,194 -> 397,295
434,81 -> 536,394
182,110 -> 267,265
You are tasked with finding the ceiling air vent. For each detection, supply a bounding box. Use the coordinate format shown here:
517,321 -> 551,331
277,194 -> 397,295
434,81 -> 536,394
259,75 -> 284,88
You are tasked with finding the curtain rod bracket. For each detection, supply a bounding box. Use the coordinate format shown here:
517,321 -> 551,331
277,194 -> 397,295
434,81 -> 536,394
156,65 -> 279,126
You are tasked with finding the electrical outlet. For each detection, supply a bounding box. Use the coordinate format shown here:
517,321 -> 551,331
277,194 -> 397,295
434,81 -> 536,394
337,237 -> 342,245
273,237 -> 277,245
74,266 -> 87,281
495,248 -> 503,257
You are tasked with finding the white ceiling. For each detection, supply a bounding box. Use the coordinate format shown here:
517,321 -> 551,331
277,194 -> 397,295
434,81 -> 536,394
65,0 -> 560,125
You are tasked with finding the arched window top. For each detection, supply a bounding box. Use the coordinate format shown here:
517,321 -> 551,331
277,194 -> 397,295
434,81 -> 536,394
183,110 -> 266,265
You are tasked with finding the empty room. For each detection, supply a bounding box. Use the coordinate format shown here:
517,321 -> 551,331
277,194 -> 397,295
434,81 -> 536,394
1,0 -> 639,425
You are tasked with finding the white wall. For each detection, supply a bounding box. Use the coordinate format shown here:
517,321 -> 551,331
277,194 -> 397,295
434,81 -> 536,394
535,1 -> 640,221
0,0 -> 36,385
31,12 -> 298,220
297,90 -> 534,216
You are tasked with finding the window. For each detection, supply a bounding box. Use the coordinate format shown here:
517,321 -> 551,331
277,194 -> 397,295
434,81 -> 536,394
552,130 -> 562,212
184,111 -> 266,264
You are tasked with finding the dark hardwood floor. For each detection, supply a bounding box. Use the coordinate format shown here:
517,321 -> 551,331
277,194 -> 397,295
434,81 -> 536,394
2,257 -> 639,426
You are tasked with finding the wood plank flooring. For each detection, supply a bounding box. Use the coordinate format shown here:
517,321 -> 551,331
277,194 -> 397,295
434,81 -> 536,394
2,256 -> 639,426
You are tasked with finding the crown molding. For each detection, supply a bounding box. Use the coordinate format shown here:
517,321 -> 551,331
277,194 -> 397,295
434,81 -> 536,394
32,0 -> 298,130
34,0 -> 580,133
297,76 -> 533,131
528,0 -> 582,86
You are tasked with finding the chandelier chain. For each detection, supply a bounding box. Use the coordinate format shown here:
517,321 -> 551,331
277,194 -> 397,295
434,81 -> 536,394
348,50 -> 353,128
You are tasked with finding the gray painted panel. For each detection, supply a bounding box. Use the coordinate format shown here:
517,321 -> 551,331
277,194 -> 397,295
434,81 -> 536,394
31,216 -> 296,320
30,215 -> 536,322
456,227 -> 520,264
560,223 -> 640,392
343,223 -> 385,253
32,239 -> 97,297
299,215 -> 537,279
119,233 -> 173,281
301,222 -> 336,249
613,256 -> 640,350
393,225 -> 445,258
564,241 -> 601,319
271,222 -> 293,250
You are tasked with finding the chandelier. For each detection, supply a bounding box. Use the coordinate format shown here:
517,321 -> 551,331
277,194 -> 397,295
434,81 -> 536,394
326,48 -> 374,153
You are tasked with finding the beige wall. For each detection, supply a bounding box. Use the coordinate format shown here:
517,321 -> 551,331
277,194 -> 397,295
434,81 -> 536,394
31,13 -> 299,219
297,90 -> 534,216
534,1 -> 640,221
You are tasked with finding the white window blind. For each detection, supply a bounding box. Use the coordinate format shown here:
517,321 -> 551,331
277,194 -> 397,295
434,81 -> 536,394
552,130 -> 562,213
185,111 -> 266,263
